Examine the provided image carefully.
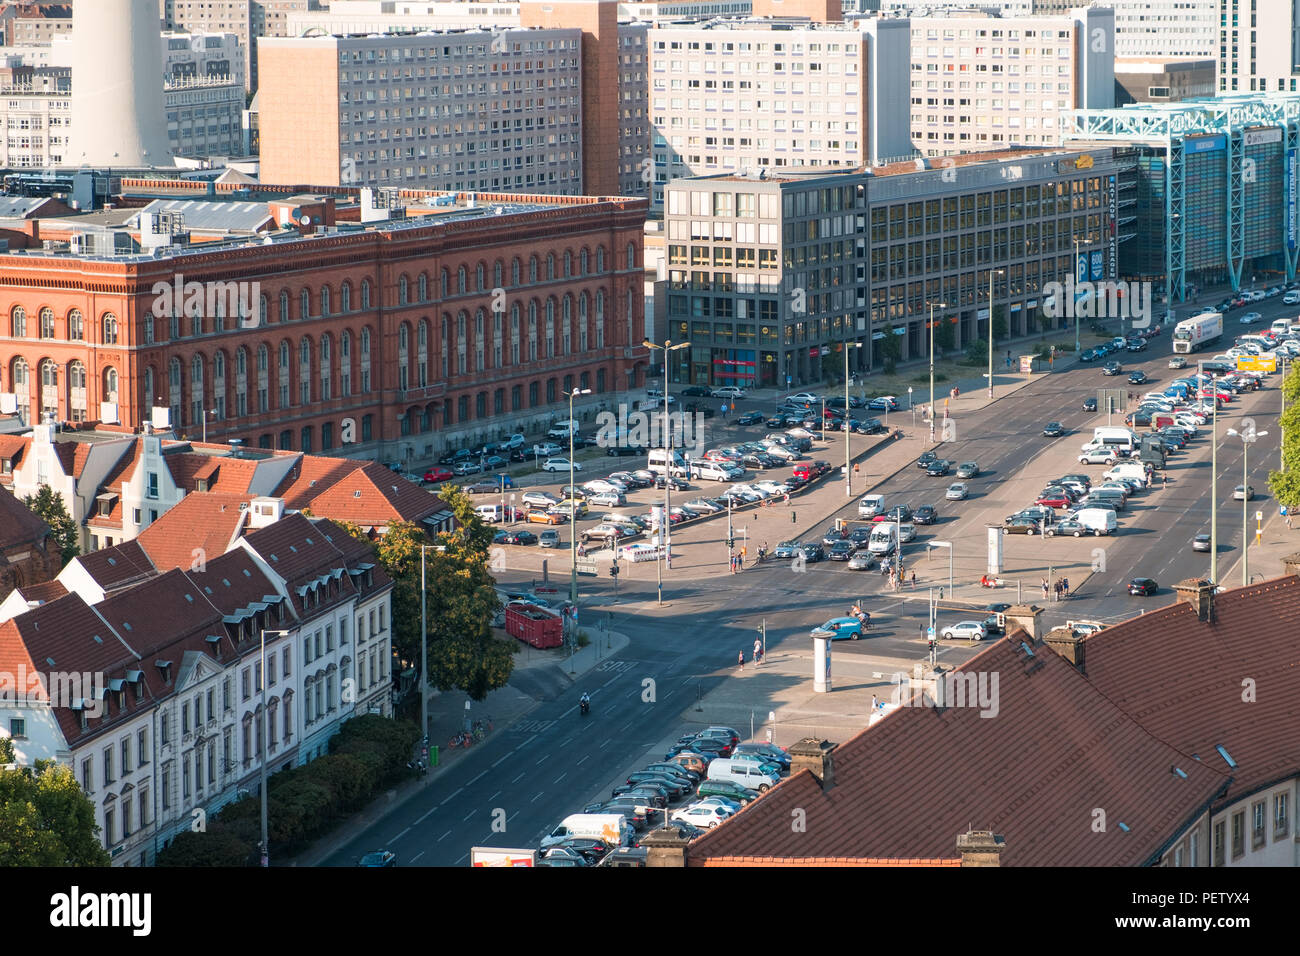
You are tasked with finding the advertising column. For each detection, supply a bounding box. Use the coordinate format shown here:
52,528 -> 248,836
812,635 -> 832,693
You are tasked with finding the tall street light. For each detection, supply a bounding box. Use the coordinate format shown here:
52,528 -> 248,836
1281,355 -> 1291,474
258,628 -> 289,867
419,543 -> 438,747
988,269 -> 1005,399
844,340 -> 863,497
929,300 -> 947,444
563,387 -> 592,606
202,407 -> 217,444
642,339 -> 690,605
1226,424 -> 1267,586
927,540 -> 954,598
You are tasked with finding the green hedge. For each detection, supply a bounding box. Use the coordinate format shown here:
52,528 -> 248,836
154,715 -> 420,866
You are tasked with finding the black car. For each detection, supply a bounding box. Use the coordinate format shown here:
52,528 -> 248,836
1102,361 -> 1122,375
916,450 -> 939,469
742,454 -> 773,471
800,543 -> 827,563
439,448 -> 474,466
496,530 -> 538,546
913,505 -> 938,525
986,603 -> 1012,614
679,385 -> 711,397
821,523 -> 847,546
1129,577 -> 1158,596
737,411 -> 764,426
1042,422 -> 1064,437
1128,370 -> 1148,385
607,444 -> 646,457
1126,338 -> 1147,352
828,540 -> 857,561
655,475 -> 690,491
982,614 -> 1006,636
925,458 -> 952,476
553,838 -> 614,865
878,505 -> 913,523
764,415 -> 788,428
1127,411 -> 1153,427
848,526 -> 874,544
1082,396 -> 1098,411
857,418 -> 887,434
1078,349 -> 1099,363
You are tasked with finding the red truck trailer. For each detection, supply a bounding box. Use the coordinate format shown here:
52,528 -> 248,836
505,603 -> 564,649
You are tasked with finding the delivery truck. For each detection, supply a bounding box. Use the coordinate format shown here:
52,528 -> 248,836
1172,311 -> 1223,354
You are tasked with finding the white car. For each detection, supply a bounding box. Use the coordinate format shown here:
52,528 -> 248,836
945,482 -> 969,500
712,386 -> 746,399
521,491 -> 561,509
941,621 -> 988,641
670,804 -> 733,829
1240,312 -> 1262,324
1233,485 -> 1254,500
786,392 -> 819,404
754,480 -> 790,496
541,457 -> 580,472
1078,449 -> 1119,465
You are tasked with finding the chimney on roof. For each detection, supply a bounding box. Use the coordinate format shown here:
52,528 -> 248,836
1005,604 -> 1044,641
1173,578 -> 1215,622
1042,628 -> 1086,670
1282,553 -> 1300,579
640,823 -> 692,867
247,496 -> 285,529
956,830 -> 1005,867
788,737 -> 836,792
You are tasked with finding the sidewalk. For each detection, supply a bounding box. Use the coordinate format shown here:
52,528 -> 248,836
283,626 -> 630,867
1223,506 -> 1300,585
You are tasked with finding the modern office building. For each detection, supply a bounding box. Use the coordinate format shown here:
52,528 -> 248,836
906,6 -> 1115,156
660,146 -> 1120,388
1114,57 -> 1216,105
1218,0 -> 1300,93
1066,93 -> 1300,303
648,17 -> 914,210
0,185 -> 649,463
257,28 -> 584,193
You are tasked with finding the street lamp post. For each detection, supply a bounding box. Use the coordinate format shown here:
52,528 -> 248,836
642,339 -> 690,605
988,269 -> 1005,399
202,408 -> 217,444
1210,372 -> 1219,586
1226,425 -> 1267,586
820,397 -> 826,442
1282,356 -> 1291,474
929,300 -> 947,444
845,341 -> 862,496
563,387 -> 592,606
258,628 -> 289,867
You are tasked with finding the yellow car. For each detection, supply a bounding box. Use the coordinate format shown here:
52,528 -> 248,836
525,510 -> 565,525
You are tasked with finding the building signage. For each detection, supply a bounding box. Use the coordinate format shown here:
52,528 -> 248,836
1074,154 -> 1094,169
1090,250 -> 1104,282
1244,127 -> 1283,147
1107,176 -> 1117,278
1289,150 -> 1298,252
1187,135 -> 1226,154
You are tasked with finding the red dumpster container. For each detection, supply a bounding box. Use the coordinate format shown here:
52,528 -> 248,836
505,603 -> 564,649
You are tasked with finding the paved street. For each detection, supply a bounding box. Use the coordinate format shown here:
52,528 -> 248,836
312,302 -> 1295,867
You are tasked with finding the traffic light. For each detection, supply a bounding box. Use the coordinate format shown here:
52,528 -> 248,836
609,563 -> 620,577
727,538 -> 735,549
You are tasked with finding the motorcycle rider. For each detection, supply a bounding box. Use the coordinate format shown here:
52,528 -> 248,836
580,692 -> 590,714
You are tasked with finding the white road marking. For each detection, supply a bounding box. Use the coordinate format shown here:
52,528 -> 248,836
536,756 -> 548,766
576,754 -> 589,765
415,807 -> 436,825
439,787 -> 464,806
511,772 -> 526,784
394,826 -> 411,841
554,772 -> 567,784
438,830 -> 452,842
463,809 -> 476,822
531,791 -> 545,803
467,771 -> 487,786
492,753 -> 511,768
488,790 -> 501,801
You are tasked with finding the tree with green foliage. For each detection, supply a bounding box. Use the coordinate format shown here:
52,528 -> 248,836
964,337 -> 988,365
1267,363 -> 1300,509
933,316 -> 956,357
0,738 -> 14,764
22,485 -> 79,566
0,760 -> 110,866
156,829 -> 254,867
991,305 -> 1009,342
878,331 -> 902,375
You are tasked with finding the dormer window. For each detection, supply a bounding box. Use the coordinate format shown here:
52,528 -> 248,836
196,479 -> 209,492
1,457 -> 11,475
156,660 -> 172,684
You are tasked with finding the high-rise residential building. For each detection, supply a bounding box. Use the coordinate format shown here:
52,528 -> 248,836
160,0 -> 313,92
1219,0 -> 1300,93
1,2 -> 72,46
257,29 -> 584,193
647,17 -> 914,209
660,146 -> 1121,388
907,6 -> 1114,155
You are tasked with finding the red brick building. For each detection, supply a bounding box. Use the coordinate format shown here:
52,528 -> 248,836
0,189 -> 650,464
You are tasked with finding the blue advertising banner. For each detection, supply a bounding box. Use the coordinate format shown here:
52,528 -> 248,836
1188,135 -> 1226,154
1075,251 -> 1088,283
1090,250 -> 1104,281
1289,150 -> 1297,252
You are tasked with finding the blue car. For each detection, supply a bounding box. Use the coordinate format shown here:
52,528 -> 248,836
810,616 -> 865,641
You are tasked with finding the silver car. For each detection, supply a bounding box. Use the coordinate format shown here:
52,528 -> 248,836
847,551 -> 875,571
945,482 -> 969,500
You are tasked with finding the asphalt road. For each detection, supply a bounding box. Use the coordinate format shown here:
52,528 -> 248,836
324,312 -> 1288,867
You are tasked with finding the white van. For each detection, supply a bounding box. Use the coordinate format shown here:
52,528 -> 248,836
1093,426 -> 1138,444
540,813 -> 633,850
867,524 -> 898,556
474,504 -> 508,523
647,447 -> 690,477
1103,462 -> 1150,488
692,461 -> 732,482
1072,507 -> 1117,536
547,419 -> 580,439
1272,318 -> 1292,334
706,758 -> 780,793
858,493 -> 885,518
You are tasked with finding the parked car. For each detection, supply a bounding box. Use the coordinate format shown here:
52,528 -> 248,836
541,457 -> 581,472
494,530 -> 538,546
422,467 -> 455,484
737,411 -> 764,426
671,804 -> 733,829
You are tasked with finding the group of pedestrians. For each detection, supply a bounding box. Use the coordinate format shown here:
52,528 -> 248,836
739,639 -> 764,669
729,552 -> 745,573
1041,576 -> 1071,601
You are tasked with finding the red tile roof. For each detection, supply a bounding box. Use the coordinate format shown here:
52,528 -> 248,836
49,441 -> 94,480
71,539 -> 158,593
696,856 -> 962,867
1078,576 -> 1300,809
305,462 -> 441,526
136,492 -> 251,571
270,454 -> 363,507
0,483 -> 51,551
85,438 -> 140,531
688,636 -> 1230,867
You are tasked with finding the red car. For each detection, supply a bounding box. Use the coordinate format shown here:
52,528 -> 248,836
1035,490 -> 1072,509
423,467 -> 454,484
